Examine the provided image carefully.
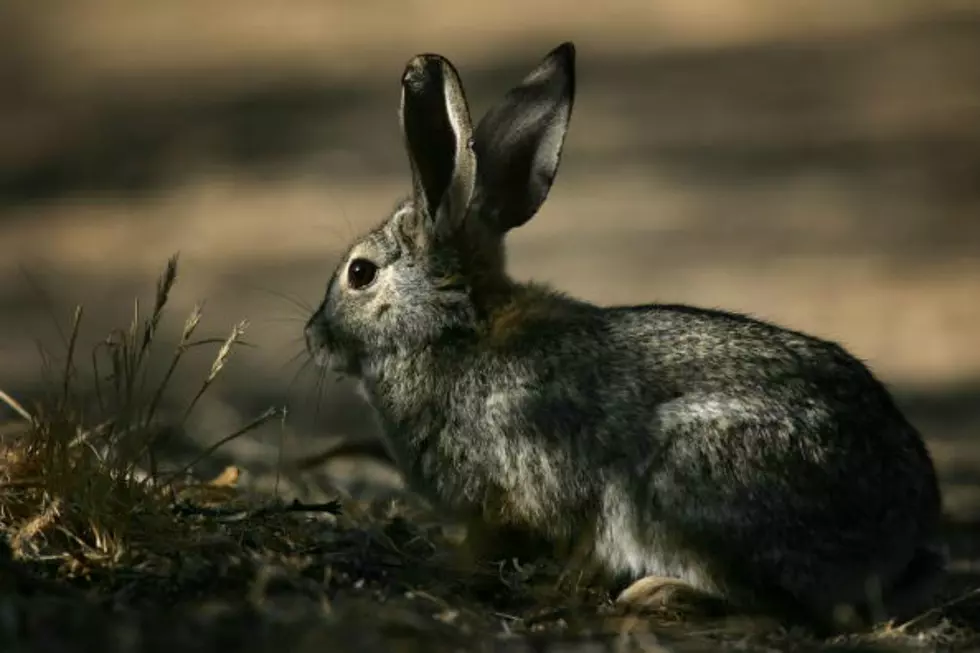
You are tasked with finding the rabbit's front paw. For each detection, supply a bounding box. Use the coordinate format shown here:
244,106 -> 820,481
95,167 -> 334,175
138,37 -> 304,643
553,532 -> 602,595
615,576 -> 729,618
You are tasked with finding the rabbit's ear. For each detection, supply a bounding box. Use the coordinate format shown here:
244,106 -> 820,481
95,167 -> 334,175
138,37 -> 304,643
472,42 -> 576,233
399,53 -> 477,234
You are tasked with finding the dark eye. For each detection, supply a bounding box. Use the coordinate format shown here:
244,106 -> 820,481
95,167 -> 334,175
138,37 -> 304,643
346,258 -> 378,290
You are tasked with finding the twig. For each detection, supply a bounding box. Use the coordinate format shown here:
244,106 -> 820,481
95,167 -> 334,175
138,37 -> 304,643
165,406 -> 283,481
521,607 -> 571,628
894,586 -> 980,632
172,498 -> 342,522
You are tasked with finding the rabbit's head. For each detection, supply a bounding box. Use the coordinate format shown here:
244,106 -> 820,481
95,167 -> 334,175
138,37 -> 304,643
305,43 -> 576,375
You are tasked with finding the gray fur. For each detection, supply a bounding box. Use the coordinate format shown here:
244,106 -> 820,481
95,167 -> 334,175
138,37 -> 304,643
304,42 -> 944,632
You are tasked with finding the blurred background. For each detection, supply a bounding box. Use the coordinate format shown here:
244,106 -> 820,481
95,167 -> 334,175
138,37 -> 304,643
0,1 -> 978,527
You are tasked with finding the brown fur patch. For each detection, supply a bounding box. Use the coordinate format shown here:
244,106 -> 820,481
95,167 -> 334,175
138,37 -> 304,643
483,282 -> 579,348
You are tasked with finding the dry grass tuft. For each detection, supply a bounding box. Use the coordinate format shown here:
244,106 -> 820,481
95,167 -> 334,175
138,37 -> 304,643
0,254 -> 274,567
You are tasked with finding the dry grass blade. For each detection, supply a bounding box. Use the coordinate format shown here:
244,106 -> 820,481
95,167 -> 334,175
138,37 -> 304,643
180,319 -> 250,424
144,304 -> 204,425
140,254 -> 179,359
0,254 -> 264,568
207,320 -> 249,384
61,306 -> 83,404
10,498 -> 62,557
0,389 -> 34,423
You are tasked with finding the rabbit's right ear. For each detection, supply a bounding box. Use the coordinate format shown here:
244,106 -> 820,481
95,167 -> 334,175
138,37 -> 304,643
399,53 -> 477,237
471,42 -> 576,234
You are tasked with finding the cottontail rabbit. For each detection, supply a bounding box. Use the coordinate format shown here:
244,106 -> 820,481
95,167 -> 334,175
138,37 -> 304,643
304,42 -> 944,632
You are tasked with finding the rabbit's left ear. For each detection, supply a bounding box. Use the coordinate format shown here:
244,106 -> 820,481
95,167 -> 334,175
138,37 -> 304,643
399,54 -> 477,235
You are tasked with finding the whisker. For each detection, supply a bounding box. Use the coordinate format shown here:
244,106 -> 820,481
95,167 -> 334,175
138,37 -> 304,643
339,213 -> 355,242
221,274 -> 316,316
243,333 -> 310,365
259,288 -> 315,315
320,188 -> 357,243
284,356 -> 313,399
313,366 -> 328,422
281,348 -> 309,374
253,316 -> 311,326
311,220 -> 352,247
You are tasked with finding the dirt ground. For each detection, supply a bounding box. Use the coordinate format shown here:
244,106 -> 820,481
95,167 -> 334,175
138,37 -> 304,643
1,2 -> 980,651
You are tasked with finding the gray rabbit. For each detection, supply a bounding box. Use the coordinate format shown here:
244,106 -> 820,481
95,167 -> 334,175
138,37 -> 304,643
304,42 -> 944,633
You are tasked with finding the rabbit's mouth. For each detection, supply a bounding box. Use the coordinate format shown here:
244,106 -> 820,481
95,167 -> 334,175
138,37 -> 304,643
305,320 -> 361,376
310,347 -> 332,368
309,344 -> 361,376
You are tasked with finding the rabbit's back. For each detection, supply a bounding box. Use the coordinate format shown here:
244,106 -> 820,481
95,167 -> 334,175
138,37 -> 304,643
589,304 -> 941,619
599,303 -> 939,526
607,303 -> 879,393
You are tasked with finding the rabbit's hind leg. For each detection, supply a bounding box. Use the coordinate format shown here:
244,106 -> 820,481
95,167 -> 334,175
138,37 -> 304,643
614,575 -> 730,617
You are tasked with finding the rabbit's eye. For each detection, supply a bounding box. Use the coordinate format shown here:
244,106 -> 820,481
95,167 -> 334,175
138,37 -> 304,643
347,258 -> 378,290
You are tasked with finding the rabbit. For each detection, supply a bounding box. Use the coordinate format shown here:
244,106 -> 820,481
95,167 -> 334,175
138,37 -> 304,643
303,42 -> 945,633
